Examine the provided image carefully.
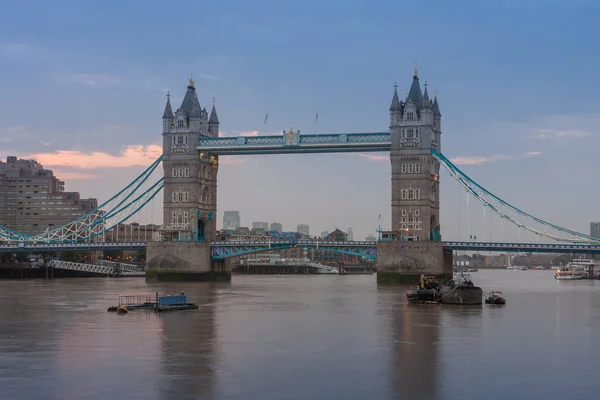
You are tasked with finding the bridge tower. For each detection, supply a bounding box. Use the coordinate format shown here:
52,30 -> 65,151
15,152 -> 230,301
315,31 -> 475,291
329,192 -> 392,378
377,67 -> 452,283
146,77 -> 230,282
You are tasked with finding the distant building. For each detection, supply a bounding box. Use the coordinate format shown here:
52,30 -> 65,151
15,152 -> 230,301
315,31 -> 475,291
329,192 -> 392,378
104,223 -> 162,242
270,222 -> 283,233
591,222 -> 600,238
346,227 -> 354,241
252,221 -> 269,231
223,211 -> 240,230
320,230 -> 329,239
365,234 -> 376,241
297,224 -> 309,236
326,228 -> 347,241
0,156 -> 98,236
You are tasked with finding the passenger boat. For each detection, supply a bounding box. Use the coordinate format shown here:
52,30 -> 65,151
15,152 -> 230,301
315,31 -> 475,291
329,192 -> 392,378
554,264 -> 585,280
485,291 -> 506,305
570,258 -> 600,279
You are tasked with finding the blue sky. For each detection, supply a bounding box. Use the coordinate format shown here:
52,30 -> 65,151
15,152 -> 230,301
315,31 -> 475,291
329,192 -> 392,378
1,0 -> 599,241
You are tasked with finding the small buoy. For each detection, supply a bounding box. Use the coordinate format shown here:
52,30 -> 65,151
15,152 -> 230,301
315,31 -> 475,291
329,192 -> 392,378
116,306 -> 128,315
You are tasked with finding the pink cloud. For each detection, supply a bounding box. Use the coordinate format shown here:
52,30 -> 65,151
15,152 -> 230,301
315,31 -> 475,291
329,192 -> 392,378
451,156 -> 492,165
240,130 -> 260,137
219,156 -> 245,165
357,153 -> 388,162
53,170 -> 100,180
526,151 -> 542,157
25,144 -> 162,169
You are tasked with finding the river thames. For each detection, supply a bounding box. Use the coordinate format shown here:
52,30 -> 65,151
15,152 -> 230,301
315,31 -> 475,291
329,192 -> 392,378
1,270 -> 599,400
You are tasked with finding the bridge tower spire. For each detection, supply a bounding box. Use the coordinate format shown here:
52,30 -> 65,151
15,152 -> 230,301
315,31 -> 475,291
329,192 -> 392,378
377,67 -> 450,284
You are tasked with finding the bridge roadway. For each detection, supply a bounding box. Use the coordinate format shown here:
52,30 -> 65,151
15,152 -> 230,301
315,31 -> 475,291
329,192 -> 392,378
2,240 -> 599,256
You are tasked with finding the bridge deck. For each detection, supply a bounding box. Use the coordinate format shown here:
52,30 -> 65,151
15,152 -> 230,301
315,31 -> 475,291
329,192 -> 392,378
1,240 -> 599,255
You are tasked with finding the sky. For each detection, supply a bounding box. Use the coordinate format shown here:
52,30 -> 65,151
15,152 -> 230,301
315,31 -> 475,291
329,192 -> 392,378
1,0 -> 600,242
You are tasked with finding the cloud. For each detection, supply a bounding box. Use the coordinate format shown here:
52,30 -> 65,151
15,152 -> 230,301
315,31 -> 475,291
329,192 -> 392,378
357,153 -> 388,162
52,170 -> 100,180
219,130 -> 281,137
24,144 -> 162,169
0,41 -> 31,56
533,128 -> 591,139
69,73 -> 121,87
219,156 -> 245,165
526,151 -> 542,157
451,154 -> 514,165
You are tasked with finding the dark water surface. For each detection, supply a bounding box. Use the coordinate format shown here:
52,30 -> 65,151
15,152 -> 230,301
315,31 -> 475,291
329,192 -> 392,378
1,270 -> 599,400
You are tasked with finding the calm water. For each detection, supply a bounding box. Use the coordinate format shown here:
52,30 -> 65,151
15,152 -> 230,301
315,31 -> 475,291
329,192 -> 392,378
1,270 -> 599,400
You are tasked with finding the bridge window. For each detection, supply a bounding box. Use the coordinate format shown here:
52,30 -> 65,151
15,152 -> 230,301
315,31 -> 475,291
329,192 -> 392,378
184,168 -> 190,177
177,120 -> 184,128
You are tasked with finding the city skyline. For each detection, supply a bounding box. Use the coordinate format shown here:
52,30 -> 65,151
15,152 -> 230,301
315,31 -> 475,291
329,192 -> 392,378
1,1 -> 599,241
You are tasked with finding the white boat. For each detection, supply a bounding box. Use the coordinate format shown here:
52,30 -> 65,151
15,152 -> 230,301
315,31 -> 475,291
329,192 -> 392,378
555,264 -> 585,280
570,258 -> 600,279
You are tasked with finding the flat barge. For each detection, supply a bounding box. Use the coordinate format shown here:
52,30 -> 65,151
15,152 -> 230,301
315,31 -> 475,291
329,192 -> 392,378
108,292 -> 198,313
407,274 -> 483,305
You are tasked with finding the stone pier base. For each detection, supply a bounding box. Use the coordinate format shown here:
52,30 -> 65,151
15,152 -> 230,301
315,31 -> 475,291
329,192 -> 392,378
145,241 -> 231,282
376,241 -> 452,284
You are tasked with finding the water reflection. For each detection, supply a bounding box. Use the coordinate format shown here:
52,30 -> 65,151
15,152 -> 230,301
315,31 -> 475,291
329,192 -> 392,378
154,282 -> 219,400
379,286 -> 441,400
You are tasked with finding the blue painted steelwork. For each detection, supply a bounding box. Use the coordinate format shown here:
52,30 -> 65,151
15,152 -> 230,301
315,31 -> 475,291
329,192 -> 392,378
0,242 -> 147,253
210,240 -> 378,259
0,156 -> 164,243
197,132 -> 391,155
210,239 -> 600,259
443,241 -> 600,254
3,239 -> 599,255
432,148 -> 600,244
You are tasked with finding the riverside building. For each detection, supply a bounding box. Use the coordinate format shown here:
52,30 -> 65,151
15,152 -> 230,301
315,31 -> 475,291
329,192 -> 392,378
0,156 -> 97,236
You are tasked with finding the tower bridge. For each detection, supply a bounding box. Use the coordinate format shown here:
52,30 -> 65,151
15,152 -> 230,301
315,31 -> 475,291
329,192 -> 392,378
2,68 -> 599,283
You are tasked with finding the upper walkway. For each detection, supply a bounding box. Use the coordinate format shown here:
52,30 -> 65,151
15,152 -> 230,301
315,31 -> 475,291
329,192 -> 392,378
197,131 -> 391,155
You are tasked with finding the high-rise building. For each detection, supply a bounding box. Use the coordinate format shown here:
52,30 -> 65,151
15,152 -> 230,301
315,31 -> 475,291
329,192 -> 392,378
297,224 -> 309,236
591,222 -> 600,238
223,211 -> 241,230
0,156 -> 98,235
160,77 -> 219,241
346,227 -> 354,241
270,222 -> 283,233
252,222 -> 269,231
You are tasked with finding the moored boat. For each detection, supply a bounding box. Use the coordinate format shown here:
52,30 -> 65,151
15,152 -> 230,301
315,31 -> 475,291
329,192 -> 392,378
485,291 -> 506,305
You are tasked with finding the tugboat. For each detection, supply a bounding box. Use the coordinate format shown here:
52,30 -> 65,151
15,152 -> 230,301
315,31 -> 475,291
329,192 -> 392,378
407,275 -> 442,304
485,291 -> 506,305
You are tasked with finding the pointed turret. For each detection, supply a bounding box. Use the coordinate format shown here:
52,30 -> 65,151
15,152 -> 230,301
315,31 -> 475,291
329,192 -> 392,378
422,83 -> 431,109
178,75 -> 202,119
162,92 -> 174,119
433,92 -> 441,116
209,100 -> 219,124
407,67 -> 423,109
389,83 -> 401,111
208,98 -> 220,137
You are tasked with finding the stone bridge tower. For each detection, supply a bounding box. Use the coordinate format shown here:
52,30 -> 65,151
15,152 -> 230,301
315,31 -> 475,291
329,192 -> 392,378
146,77 -> 230,282
377,67 -> 452,283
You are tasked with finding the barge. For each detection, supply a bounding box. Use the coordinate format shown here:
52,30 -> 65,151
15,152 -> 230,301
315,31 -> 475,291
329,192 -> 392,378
108,292 -> 198,313
407,274 -> 483,305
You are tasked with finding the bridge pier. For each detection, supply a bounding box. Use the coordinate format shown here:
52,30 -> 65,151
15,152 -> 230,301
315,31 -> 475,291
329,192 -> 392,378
376,241 -> 452,284
145,241 -> 231,282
